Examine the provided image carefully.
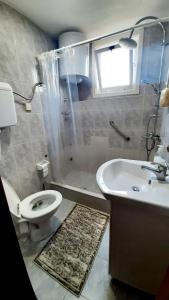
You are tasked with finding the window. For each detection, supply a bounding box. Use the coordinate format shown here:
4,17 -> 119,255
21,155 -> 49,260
92,31 -> 143,97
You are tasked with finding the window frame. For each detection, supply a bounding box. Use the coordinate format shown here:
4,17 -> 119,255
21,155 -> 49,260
92,29 -> 143,98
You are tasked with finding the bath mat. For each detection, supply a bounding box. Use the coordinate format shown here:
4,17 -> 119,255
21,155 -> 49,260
34,204 -> 109,296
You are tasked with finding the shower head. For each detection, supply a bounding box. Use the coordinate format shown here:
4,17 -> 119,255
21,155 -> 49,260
119,16 -> 166,49
119,37 -> 137,49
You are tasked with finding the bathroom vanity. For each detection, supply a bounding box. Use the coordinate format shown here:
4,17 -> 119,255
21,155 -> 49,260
96,159 -> 169,295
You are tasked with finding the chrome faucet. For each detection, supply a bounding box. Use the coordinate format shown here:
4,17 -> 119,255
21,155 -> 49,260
141,162 -> 168,181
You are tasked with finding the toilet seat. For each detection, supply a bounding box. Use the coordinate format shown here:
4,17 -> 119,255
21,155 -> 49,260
20,190 -> 62,222
2,176 -> 63,240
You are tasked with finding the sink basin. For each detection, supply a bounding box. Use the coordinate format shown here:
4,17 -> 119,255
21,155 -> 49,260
96,159 -> 169,209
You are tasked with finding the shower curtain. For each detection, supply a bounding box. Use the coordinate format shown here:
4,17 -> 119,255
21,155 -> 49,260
39,51 -> 63,181
39,45 -> 109,193
39,48 -> 86,184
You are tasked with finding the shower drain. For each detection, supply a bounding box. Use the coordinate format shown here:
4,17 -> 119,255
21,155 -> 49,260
132,186 -> 140,192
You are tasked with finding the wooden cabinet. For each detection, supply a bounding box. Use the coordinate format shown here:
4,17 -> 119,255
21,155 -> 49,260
109,196 -> 169,295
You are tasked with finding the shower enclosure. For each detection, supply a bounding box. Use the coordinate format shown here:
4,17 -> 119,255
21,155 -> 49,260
38,18 -> 169,194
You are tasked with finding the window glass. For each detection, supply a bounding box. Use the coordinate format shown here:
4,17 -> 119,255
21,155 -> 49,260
96,47 -> 131,88
92,31 -> 143,97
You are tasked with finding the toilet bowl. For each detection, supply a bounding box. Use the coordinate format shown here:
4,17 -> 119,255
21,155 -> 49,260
2,177 -> 62,241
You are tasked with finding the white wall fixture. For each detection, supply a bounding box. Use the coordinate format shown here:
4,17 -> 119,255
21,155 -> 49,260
59,31 -> 89,83
36,160 -> 50,178
0,82 -> 17,128
0,82 -> 17,160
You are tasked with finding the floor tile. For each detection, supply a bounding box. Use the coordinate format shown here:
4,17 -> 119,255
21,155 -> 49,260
63,171 -> 101,194
97,222 -> 109,261
27,260 -> 59,292
64,291 -> 89,300
36,281 -> 67,300
82,255 -> 116,300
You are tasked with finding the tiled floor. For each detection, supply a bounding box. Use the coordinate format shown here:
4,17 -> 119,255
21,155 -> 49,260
19,199 -> 155,300
63,171 -> 101,194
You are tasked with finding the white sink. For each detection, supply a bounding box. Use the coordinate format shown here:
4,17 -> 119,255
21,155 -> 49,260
96,158 -> 169,209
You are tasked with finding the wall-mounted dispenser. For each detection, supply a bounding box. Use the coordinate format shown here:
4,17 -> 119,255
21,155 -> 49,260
0,82 -> 17,160
0,82 -> 17,128
36,160 -> 50,178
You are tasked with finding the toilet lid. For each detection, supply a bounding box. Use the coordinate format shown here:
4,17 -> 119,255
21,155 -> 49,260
1,177 -> 20,217
20,190 -> 62,220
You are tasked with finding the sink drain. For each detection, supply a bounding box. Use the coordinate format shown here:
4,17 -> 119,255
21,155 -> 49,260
132,186 -> 140,192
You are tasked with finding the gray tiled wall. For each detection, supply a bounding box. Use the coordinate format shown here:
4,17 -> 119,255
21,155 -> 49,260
0,2 -> 55,199
61,25 -> 165,175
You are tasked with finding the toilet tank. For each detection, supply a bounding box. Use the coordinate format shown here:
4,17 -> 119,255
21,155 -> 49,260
58,31 -> 89,83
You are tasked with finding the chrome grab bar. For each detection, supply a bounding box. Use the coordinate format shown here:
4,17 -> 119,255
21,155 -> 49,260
109,121 -> 130,142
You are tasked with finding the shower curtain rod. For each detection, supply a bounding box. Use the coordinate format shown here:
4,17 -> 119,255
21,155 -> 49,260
39,16 -> 169,57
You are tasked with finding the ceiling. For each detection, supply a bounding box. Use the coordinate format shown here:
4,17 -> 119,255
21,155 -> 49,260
2,0 -> 169,38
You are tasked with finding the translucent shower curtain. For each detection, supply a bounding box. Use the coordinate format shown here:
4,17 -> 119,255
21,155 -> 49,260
39,51 -> 63,181
39,48 -> 88,186
39,45 -> 110,193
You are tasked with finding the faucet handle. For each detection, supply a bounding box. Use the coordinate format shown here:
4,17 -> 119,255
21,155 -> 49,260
157,162 -> 168,175
152,161 -> 168,168
151,161 -> 168,173
164,160 -> 169,169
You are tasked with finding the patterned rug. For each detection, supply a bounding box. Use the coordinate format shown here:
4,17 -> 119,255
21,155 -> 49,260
34,204 -> 109,296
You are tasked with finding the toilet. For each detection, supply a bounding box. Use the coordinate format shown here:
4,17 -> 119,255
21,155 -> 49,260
2,177 -> 62,241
